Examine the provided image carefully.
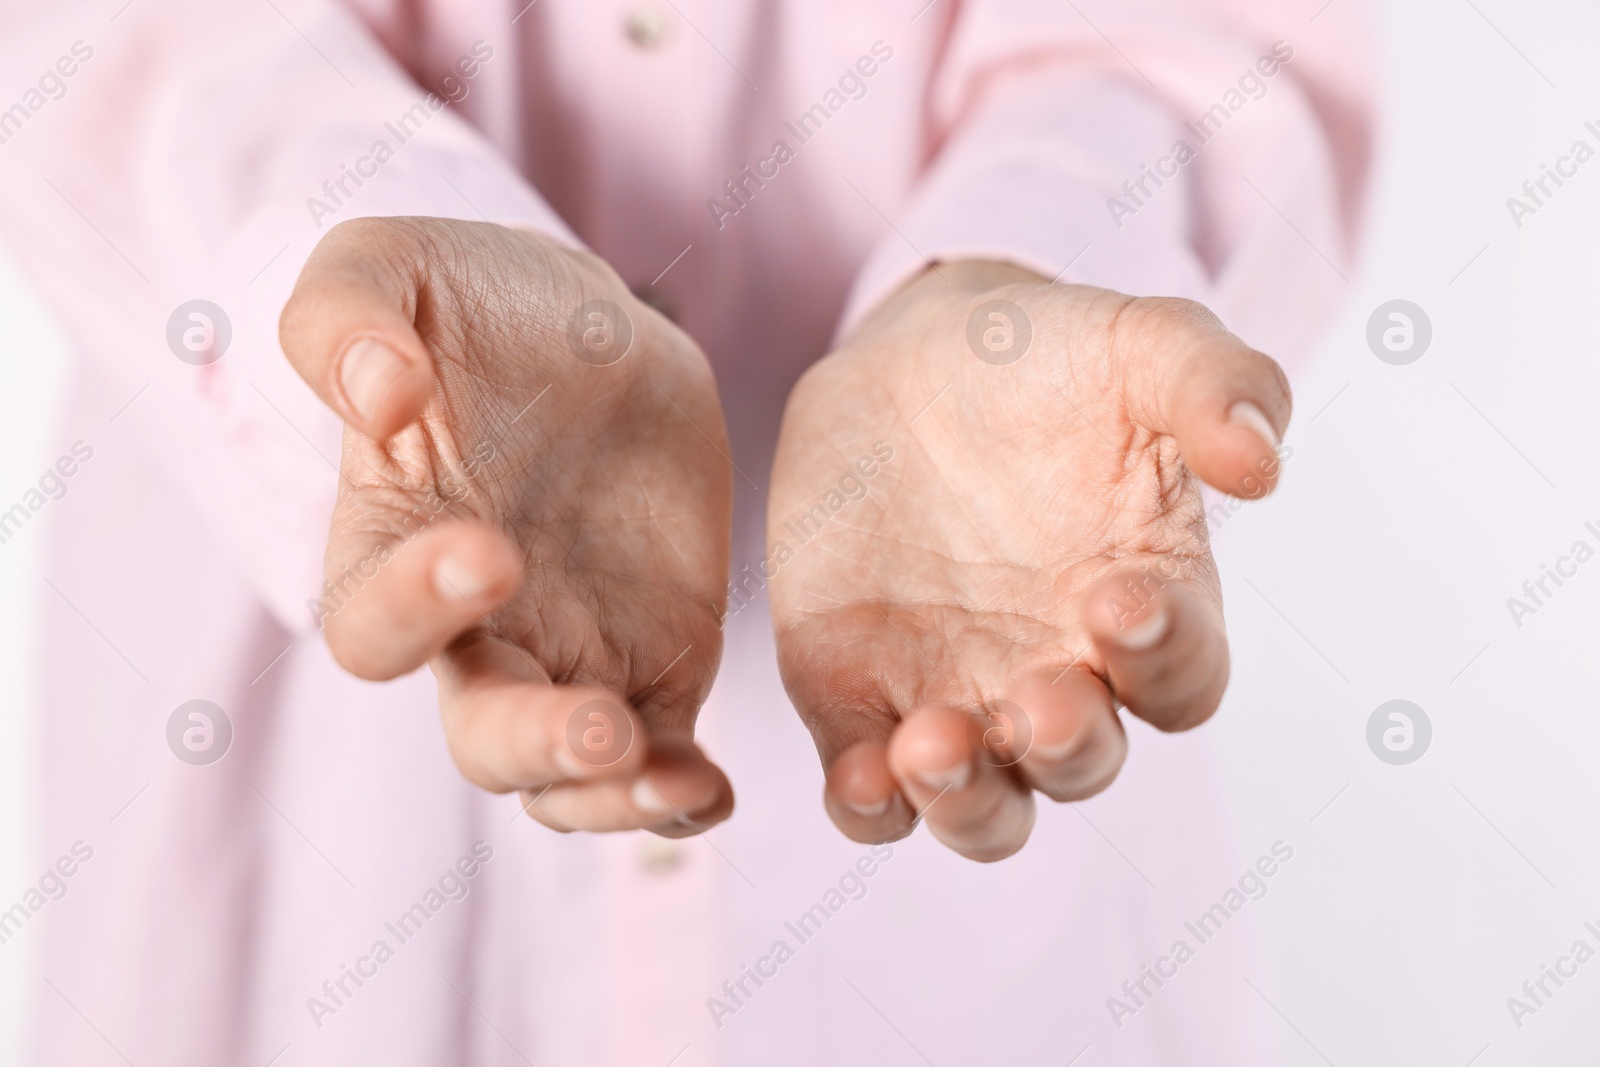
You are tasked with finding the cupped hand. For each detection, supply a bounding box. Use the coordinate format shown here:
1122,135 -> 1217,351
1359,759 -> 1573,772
279,217 -> 733,837
768,261 -> 1288,861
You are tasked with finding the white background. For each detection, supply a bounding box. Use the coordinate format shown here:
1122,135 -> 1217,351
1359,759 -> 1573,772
2,1 -> 1599,1063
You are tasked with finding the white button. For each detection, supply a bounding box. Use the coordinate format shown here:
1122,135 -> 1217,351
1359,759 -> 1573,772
638,835 -> 685,873
624,5 -> 672,50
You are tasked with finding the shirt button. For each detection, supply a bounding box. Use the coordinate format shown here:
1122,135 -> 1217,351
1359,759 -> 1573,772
624,5 -> 673,50
638,835 -> 686,874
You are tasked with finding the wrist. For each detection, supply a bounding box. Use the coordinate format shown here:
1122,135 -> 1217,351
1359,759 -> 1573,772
848,258 -> 1050,346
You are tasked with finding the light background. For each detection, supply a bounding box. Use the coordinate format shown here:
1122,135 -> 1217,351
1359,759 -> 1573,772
2,1 -> 1599,1062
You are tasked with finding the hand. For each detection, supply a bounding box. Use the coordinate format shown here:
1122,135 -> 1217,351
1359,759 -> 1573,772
279,217 -> 734,837
768,261 -> 1288,861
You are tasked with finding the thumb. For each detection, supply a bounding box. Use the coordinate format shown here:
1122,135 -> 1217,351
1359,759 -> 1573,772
318,509 -> 523,681
1114,296 -> 1291,499
278,217 -> 437,440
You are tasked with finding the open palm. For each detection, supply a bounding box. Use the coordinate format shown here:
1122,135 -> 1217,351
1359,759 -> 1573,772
769,262 -> 1288,860
280,217 -> 734,836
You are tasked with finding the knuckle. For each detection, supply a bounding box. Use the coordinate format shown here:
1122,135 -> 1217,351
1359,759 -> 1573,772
1140,295 -> 1222,332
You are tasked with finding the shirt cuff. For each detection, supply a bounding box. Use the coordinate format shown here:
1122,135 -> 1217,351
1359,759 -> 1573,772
836,68 -> 1209,343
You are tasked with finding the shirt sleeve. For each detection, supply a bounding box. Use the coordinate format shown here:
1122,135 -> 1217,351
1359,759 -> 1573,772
836,0 -> 1375,364
0,1 -> 580,631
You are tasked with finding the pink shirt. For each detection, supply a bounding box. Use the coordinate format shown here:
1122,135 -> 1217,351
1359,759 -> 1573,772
0,1 -> 1370,1064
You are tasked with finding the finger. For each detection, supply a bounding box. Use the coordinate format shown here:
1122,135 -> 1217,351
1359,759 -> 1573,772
1083,571 -> 1229,732
1114,296 -> 1290,499
436,635 -> 648,792
278,218 -> 437,439
1006,668 -> 1127,802
887,706 -> 1036,863
787,674 -> 914,844
320,520 -> 523,680
823,742 -> 917,845
523,735 -> 733,835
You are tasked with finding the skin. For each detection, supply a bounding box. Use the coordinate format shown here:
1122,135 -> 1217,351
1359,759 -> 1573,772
767,260 -> 1289,861
281,222 -> 1290,860
279,217 -> 735,838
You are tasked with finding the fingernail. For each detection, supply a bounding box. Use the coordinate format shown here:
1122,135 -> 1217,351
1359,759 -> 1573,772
632,779 -> 675,815
915,758 -> 971,794
1228,400 -> 1279,449
1109,603 -> 1168,651
845,796 -> 891,818
339,337 -> 408,424
434,554 -> 488,602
